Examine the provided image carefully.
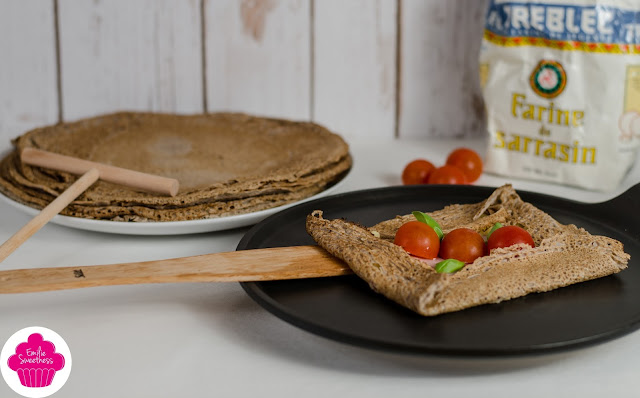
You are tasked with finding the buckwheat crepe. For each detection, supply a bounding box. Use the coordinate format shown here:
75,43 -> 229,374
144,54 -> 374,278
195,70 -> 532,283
0,112 -> 351,221
306,185 -> 629,316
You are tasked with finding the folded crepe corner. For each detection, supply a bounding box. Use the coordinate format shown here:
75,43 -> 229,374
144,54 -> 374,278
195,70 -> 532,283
306,185 -> 630,316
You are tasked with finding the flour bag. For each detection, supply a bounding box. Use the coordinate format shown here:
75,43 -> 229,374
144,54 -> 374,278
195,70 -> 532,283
480,0 -> 640,191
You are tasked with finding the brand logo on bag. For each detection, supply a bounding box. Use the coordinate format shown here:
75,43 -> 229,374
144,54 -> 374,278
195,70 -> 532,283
1,327 -> 72,398
484,1 -> 640,49
530,60 -> 567,98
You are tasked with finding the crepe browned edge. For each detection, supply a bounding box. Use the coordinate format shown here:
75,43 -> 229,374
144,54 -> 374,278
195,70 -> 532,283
305,185 -> 630,316
0,112 -> 351,221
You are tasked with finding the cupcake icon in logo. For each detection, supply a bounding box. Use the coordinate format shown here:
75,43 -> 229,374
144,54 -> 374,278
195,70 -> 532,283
1,326 -> 72,398
8,333 -> 65,388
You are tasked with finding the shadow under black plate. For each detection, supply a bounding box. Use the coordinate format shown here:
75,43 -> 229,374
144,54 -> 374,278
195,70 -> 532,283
238,184 -> 640,356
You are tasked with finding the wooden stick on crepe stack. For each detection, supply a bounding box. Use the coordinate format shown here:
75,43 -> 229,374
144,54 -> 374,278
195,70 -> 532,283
0,149 -> 179,263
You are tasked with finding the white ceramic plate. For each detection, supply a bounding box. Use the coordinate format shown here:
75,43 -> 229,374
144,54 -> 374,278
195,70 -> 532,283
0,169 -> 351,236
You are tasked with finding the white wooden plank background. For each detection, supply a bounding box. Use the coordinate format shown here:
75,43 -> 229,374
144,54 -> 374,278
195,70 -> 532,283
57,0 -> 204,121
205,0 -> 311,120
313,0 -> 397,139
0,0 -> 489,145
399,0 -> 487,138
0,0 -> 59,153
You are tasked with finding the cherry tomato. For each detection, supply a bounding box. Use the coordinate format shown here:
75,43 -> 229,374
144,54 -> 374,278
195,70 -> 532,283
439,228 -> 485,263
402,159 -> 435,185
427,165 -> 467,185
446,148 -> 483,183
394,221 -> 440,259
487,225 -> 535,253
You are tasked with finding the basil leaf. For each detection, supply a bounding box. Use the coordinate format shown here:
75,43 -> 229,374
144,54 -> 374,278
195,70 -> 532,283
487,222 -> 503,237
435,259 -> 466,273
412,211 -> 444,239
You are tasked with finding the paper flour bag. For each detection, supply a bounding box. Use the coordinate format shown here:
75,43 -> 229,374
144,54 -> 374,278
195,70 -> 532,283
480,0 -> 640,191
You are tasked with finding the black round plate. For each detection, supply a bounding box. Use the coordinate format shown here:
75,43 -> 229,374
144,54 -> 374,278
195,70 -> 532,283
238,185 -> 640,356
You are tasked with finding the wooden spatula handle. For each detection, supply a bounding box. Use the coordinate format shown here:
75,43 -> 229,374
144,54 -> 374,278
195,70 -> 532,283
0,168 -> 100,263
21,147 -> 179,196
0,245 -> 352,294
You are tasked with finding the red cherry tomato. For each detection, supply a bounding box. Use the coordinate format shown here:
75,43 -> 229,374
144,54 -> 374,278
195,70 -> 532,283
439,228 -> 485,263
446,148 -> 483,183
427,165 -> 467,185
394,221 -> 440,259
487,225 -> 535,253
402,159 -> 435,185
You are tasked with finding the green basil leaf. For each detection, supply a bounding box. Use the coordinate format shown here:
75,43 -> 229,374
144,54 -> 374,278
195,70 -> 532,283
434,259 -> 466,273
412,211 -> 444,239
487,222 -> 503,237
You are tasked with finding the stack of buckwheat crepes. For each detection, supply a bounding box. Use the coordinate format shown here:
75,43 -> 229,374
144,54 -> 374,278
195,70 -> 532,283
0,112 -> 351,222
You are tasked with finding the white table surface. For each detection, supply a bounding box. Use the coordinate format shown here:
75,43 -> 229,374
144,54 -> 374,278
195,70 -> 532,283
1,138 -> 639,398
